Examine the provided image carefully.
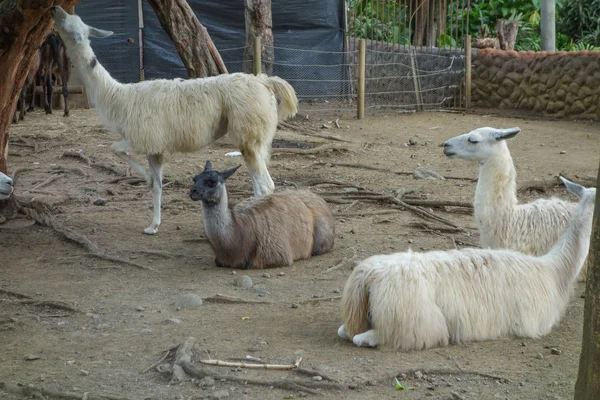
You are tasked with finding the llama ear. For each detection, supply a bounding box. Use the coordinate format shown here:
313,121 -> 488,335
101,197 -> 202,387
493,127 -> 521,141
204,160 -> 213,171
560,176 -> 585,198
219,165 -> 242,181
88,27 -> 113,38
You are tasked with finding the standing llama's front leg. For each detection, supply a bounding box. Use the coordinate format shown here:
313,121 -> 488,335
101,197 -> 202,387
144,153 -> 164,235
352,329 -> 379,347
111,141 -> 151,184
241,144 -> 275,196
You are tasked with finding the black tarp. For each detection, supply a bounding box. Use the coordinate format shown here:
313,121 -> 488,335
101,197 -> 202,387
76,1 -> 348,98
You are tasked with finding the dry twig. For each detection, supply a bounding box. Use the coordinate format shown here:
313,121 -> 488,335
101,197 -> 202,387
202,294 -> 273,305
273,143 -> 350,156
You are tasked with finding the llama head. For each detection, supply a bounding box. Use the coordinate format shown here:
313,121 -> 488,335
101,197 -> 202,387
560,176 -> 596,207
0,171 -> 14,200
442,127 -> 521,162
189,161 -> 241,205
51,6 -> 113,52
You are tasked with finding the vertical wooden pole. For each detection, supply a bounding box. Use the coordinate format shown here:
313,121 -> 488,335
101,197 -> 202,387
465,34 -> 471,108
138,0 -> 145,81
253,36 -> 261,75
357,38 -> 366,120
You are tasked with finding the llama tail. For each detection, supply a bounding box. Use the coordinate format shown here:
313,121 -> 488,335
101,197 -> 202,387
257,74 -> 298,121
342,263 -> 371,337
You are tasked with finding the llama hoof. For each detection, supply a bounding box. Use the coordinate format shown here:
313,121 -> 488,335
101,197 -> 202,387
143,226 -> 158,235
352,330 -> 378,348
63,112 -> 69,117
338,324 -> 349,339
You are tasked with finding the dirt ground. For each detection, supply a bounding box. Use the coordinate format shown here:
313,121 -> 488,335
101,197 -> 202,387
1,105 -> 598,400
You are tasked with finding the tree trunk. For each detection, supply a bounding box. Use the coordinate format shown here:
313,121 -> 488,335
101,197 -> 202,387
147,0 -> 227,79
574,160 -> 600,400
411,0 -> 430,47
243,0 -> 274,75
496,19 -> 519,51
0,0 -> 79,175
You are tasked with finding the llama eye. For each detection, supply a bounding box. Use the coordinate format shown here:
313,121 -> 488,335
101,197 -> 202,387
468,137 -> 479,144
207,180 -> 216,188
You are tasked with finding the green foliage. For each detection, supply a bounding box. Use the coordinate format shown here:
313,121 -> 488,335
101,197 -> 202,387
557,0 -> 600,47
347,0 -> 411,45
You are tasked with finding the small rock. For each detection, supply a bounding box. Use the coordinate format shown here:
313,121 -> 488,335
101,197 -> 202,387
139,328 -> 152,334
24,354 -> 41,361
408,239 -> 414,244
550,348 -> 562,355
291,303 -> 299,309
312,376 -> 323,381
408,137 -> 418,145
278,272 -> 285,276
521,342 -> 527,346
235,275 -> 253,289
298,392 -> 308,398
559,150 -> 566,154
93,197 -> 107,206
171,364 -> 188,382
66,360 -> 75,365
333,289 -> 340,294
80,369 -> 90,376
413,168 -> 446,180
262,273 -> 272,278
231,271 -> 237,275
199,376 -> 215,387
255,288 -> 271,296
348,383 -> 359,390
211,389 -> 229,399
175,294 -> 203,308
414,370 -> 424,379
451,392 -> 466,400
136,306 -> 145,311
536,352 -> 544,359
166,318 -> 182,324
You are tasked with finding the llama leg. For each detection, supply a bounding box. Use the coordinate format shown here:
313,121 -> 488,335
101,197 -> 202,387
352,329 -> 379,347
111,141 -> 151,184
27,80 -> 35,112
338,324 -> 350,340
44,74 -> 53,114
241,143 -> 275,196
18,89 -> 26,121
61,59 -> 69,117
144,153 -> 164,235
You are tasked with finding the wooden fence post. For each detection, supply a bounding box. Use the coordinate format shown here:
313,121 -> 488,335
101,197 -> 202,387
465,34 -> 471,108
138,0 -> 145,81
357,38 -> 366,120
253,36 -> 261,75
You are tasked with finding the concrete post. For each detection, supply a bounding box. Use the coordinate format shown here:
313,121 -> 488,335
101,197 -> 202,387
541,0 -> 556,51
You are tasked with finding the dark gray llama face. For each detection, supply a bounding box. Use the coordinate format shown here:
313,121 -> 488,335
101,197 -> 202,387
189,161 -> 241,205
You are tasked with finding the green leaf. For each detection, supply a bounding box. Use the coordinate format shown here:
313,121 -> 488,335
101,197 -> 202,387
395,377 -> 404,390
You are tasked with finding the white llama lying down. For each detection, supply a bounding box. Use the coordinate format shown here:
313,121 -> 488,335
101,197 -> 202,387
442,127 -> 589,280
189,161 -> 335,269
51,7 -> 298,235
0,172 -> 14,200
338,177 -> 595,350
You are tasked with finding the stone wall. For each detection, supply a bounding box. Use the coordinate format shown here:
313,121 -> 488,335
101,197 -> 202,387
471,48 -> 600,119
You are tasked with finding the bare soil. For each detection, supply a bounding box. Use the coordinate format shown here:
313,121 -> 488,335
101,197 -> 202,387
1,105 -> 598,400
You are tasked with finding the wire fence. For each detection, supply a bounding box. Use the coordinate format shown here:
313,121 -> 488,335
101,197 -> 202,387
217,41 -> 465,114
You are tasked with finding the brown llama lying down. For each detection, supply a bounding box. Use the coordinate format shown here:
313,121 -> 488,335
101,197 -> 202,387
189,161 -> 336,269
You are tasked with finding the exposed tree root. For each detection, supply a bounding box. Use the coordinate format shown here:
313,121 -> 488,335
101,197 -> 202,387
0,288 -> 33,299
148,337 -> 343,394
326,247 -> 358,273
26,175 -> 62,192
61,150 -> 125,176
393,368 -> 510,383
278,121 -> 352,143
297,296 -> 341,304
202,294 -> 273,305
14,198 -> 157,272
16,299 -> 81,313
334,210 -> 403,217
408,221 -> 471,234
0,381 -> 130,400
298,179 -> 367,191
313,162 -> 476,181
273,143 -> 350,156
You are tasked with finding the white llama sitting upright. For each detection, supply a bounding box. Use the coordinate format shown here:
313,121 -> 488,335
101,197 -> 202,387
442,127 -> 589,280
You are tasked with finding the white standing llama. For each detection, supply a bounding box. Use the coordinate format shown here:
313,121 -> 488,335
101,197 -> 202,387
442,127 -> 589,280
51,6 -> 298,235
338,177 -> 595,350
0,172 -> 13,200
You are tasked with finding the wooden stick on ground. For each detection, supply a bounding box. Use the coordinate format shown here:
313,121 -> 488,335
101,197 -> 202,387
202,293 -> 273,305
272,143 -> 350,156
199,358 -> 301,370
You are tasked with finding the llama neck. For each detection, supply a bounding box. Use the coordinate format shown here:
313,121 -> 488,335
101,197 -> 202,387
474,146 -> 518,221
201,191 -> 238,249
65,40 -> 122,108
546,198 -> 594,285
